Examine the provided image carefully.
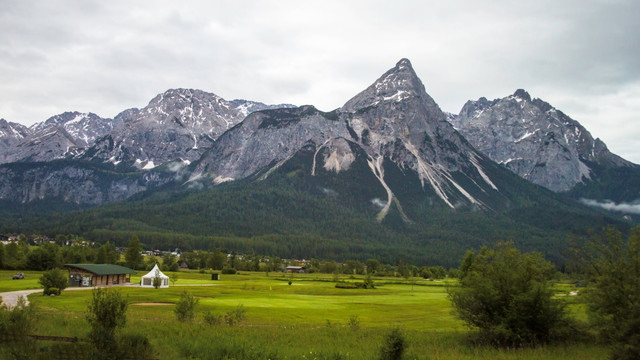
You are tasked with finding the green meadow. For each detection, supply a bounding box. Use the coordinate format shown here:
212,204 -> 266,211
0,270 -> 45,292
2,270 -> 609,359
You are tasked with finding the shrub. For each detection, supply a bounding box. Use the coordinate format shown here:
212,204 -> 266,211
39,268 -> 68,296
0,296 -> 34,342
118,333 -> 154,360
174,291 -> 199,322
152,276 -> 161,289
221,267 -> 237,274
363,274 -> 376,289
335,282 -> 358,289
86,288 -> 128,357
224,304 -> 246,326
0,297 -> 36,359
203,311 -> 222,326
348,315 -> 360,331
379,328 -> 405,360
448,242 -> 571,346
580,226 -> 640,360
45,287 -> 60,296
335,281 -> 374,289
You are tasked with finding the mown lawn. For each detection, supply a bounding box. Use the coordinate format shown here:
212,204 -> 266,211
8,271 -> 606,359
0,270 -> 44,292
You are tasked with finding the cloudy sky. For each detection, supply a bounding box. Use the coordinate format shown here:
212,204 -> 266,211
2,0 -> 639,162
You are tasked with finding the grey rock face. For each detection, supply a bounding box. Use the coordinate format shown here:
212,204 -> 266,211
0,163 -> 173,205
30,112 -> 122,145
0,89 -> 295,206
195,59 -> 502,215
0,119 -> 30,163
194,106 -> 349,182
450,89 -> 634,192
1,112 -> 120,164
341,59 -> 500,210
84,88 -> 295,168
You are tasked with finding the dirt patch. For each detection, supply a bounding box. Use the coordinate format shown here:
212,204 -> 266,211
132,302 -> 173,306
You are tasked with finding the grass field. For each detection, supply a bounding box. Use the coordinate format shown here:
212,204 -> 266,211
0,270 -> 47,292
1,270 -> 609,359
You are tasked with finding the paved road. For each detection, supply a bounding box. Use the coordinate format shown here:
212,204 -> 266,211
1,283 -> 140,309
0,289 -> 43,308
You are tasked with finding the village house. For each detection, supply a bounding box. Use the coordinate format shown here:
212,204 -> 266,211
65,264 -> 136,287
285,266 -> 306,274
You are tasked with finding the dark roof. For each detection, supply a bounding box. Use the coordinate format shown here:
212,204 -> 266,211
65,264 -> 136,275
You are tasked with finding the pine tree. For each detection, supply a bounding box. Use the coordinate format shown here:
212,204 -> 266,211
125,236 -> 143,270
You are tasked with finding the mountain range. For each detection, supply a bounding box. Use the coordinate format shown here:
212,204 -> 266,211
0,59 -> 636,265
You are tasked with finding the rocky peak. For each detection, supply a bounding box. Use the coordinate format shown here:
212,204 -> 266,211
450,90 -> 635,192
31,111 -> 120,146
512,89 -> 532,102
342,58 -> 427,113
337,60 -> 502,210
82,88 -> 296,168
0,118 -> 30,139
0,119 -> 32,163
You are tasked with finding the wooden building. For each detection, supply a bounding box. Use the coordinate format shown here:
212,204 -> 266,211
285,266 -> 306,274
65,264 -> 136,287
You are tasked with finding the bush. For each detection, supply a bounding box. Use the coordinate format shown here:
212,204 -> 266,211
174,291 -> 198,322
379,328 -> 405,360
580,227 -> 640,360
86,288 -> 128,357
152,276 -> 161,289
348,315 -> 360,330
448,242 -> 572,347
118,333 -> 154,360
0,296 -> 34,342
203,311 -> 222,326
363,274 -> 375,289
45,287 -> 60,296
335,282 -> 359,289
0,297 -> 37,359
39,268 -> 68,296
335,281 -> 374,289
224,304 -> 246,326
221,267 -> 237,274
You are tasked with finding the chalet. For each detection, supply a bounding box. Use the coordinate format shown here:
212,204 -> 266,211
285,266 -> 306,274
65,264 -> 136,287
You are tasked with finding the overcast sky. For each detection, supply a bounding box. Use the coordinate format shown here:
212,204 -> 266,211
1,0 -> 639,162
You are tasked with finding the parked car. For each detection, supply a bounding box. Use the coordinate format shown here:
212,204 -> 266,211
12,273 -> 24,280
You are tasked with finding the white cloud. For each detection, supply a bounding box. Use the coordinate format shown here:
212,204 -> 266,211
580,199 -> 640,215
1,1 -> 639,162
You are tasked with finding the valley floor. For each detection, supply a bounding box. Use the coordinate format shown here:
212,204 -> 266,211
1,270 -> 609,359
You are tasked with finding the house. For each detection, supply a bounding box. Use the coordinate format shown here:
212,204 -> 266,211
285,266 -> 306,274
65,264 -> 136,287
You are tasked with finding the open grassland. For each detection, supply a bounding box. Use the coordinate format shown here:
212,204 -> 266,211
5,270 -> 608,359
0,270 -> 46,292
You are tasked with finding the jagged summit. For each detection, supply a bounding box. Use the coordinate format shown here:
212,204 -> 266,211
450,89 -> 635,192
81,88 -> 296,168
193,59 -> 504,216
342,58 -> 427,113
512,89 -> 532,102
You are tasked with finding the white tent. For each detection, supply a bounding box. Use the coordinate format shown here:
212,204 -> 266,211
140,264 -> 170,288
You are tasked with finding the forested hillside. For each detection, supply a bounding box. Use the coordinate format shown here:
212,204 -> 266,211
1,146 -> 626,267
